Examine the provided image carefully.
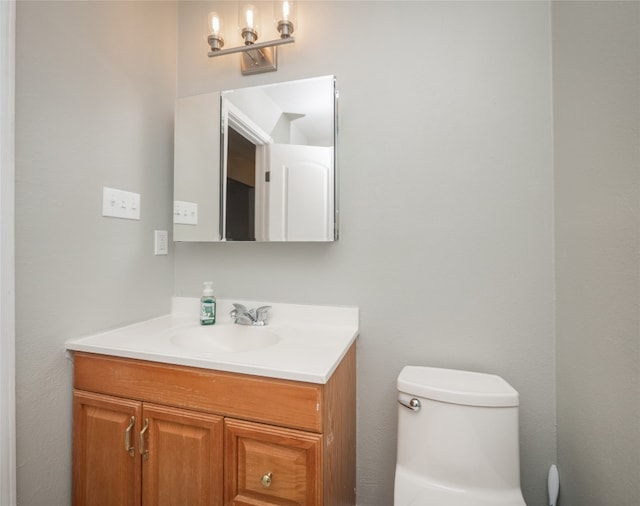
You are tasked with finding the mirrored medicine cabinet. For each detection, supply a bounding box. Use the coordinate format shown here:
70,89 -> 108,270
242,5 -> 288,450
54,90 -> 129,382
173,75 -> 338,242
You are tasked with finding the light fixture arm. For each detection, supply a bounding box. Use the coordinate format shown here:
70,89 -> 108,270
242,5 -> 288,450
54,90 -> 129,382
208,36 -> 295,58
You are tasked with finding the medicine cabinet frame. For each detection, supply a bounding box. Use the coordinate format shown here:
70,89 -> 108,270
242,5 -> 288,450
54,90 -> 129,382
173,75 -> 339,243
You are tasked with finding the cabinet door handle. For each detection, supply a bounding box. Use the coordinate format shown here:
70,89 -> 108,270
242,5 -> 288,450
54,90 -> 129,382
260,472 -> 273,488
124,416 -> 135,457
139,418 -> 149,461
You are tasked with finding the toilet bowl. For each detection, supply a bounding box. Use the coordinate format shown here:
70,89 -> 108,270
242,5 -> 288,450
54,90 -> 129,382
394,366 -> 526,506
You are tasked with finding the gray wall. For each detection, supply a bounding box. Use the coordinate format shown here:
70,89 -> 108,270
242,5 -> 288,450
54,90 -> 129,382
17,2 -> 639,506
553,2 -> 640,505
175,2 -> 556,505
15,2 -> 176,504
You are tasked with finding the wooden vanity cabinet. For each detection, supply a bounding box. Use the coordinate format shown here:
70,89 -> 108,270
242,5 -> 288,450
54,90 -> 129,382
72,344 -> 355,506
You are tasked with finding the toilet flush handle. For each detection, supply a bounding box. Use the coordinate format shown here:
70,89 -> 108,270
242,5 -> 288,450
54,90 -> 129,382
398,398 -> 421,412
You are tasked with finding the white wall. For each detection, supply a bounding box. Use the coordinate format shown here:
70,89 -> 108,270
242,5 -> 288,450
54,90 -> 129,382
175,2 -> 556,505
553,2 -> 640,505
14,2 -> 176,504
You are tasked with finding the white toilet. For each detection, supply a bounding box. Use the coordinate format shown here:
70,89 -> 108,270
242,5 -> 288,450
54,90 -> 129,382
394,366 -> 527,506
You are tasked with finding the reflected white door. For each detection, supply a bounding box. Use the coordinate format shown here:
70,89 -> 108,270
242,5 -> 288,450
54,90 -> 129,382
267,144 -> 333,241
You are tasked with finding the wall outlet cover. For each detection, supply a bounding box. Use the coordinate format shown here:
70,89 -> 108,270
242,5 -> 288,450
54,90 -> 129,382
154,230 -> 169,255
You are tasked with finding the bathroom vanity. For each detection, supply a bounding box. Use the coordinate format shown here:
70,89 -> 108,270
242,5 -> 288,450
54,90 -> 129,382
66,298 -> 358,506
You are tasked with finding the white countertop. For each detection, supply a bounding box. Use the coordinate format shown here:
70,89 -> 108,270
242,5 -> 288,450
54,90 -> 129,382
65,297 -> 359,384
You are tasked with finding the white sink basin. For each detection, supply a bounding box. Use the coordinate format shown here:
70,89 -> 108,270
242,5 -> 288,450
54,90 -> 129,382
169,324 -> 281,353
66,298 -> 359,383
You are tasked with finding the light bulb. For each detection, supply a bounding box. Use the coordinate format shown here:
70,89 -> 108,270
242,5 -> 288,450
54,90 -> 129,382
245,7 -> 254,29
282,1 -> 290,21
206,11 -> 224,51
208,12 -> 221,36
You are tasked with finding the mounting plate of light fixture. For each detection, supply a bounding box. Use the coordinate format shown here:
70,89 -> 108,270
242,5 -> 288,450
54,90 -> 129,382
207,2 -> 296,75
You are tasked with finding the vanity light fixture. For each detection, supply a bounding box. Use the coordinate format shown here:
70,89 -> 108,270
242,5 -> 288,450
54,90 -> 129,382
207,1 -> 296,75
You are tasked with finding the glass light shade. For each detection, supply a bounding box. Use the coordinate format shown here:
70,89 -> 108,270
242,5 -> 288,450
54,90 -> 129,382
239,4 -> 259,44
279,1 -> 295,23
206,11 -> 224,51
276,1 -> 295,38
239,4 -> 259,31
207,11 -> 222,36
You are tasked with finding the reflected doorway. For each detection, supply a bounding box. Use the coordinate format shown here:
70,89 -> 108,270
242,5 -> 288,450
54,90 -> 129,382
225,128 -> 256,241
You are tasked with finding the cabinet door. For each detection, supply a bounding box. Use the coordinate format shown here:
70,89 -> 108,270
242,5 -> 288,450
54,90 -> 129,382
174,91 -> 222,242
73,390 -> 142,506
224,418 -> 322,506
141,403 -> 224,506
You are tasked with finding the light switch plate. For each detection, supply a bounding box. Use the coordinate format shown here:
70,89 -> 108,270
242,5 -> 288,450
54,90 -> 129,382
102,187 -> 141,220
173,201 -> 198,225
154,230 -> 168,255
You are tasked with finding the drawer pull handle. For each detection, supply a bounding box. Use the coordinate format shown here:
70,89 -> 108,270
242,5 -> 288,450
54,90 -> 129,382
139,418 -> 149,461
124,416 -> 135,457
260,472 -> 273,488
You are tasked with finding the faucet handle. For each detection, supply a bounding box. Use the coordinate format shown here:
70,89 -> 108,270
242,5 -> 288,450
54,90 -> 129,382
255,306 -> 272,323
230,303 -> 248,321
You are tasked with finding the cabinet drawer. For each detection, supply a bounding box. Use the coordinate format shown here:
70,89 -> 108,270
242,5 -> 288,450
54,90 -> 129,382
73,352 -> 323,432
224,418 -> 322,506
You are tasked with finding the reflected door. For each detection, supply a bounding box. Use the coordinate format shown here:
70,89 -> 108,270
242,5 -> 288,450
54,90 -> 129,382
267,144 -> 333,241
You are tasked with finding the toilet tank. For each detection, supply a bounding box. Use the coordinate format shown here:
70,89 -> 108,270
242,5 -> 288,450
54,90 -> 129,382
396,366 -> 522,492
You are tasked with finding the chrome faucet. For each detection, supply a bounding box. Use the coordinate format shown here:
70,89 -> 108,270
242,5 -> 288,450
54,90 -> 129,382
230,303 -> 272,326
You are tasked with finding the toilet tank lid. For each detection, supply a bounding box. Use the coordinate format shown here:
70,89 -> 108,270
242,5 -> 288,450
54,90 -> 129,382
397,366 -> 519,407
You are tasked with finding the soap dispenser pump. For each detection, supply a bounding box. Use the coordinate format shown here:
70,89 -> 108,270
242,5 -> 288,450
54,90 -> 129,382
200,282 -> 216,325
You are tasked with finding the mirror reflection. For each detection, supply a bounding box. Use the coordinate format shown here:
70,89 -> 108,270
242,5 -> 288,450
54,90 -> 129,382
172,75 -> 338,243
221,75 -> 337,241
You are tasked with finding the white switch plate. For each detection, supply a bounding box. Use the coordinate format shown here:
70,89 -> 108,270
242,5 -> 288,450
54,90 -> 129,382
154,230 -> 169,255
173,200 -> 198,225
102,187 -> 141,220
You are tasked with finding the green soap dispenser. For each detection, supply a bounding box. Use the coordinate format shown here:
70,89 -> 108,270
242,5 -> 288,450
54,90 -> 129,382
200,282 -> 216,325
